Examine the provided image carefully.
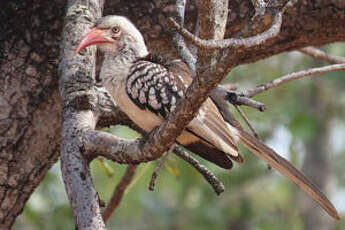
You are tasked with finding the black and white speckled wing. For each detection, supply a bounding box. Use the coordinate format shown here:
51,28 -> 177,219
126,60 -> 185,118
124,59 -> 242,168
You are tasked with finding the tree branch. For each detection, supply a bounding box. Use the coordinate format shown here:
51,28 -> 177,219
102,165 -> 137,223
243,63 -> 345,98
167,7 -> 283,50
59,0 -> 106,229
83,130 -> 149,164
234,105 -> 259,138
148,144 -> 175,191
217,87 -> 267,112
195,0 -> 228,69
171,0 -> 196,70
173,147 -> 225,195
300,47 -> 345,64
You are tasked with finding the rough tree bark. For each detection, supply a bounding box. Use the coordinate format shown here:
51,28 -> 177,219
0,1 -> 64,228
0,0 -> 344,228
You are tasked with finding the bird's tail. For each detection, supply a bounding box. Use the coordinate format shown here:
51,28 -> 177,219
238,129 -> 340,220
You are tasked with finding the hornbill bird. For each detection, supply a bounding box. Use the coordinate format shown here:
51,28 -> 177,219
75,15 -> 339,219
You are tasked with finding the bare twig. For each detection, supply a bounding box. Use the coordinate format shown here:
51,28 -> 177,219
102,165 -> 137,223
174,146 -> 225,195
171,0 -> 196,70
300,47 -> 345,64
243,63 -> 345,98
234,105 -> 259,139
167,9 -> 282,50
149,144 -> 175,191
167,0 -> 298,51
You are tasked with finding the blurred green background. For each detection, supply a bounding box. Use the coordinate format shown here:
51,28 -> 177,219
13,44 -> 345,230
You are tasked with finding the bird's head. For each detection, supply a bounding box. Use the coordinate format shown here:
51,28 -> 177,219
75,15 -> 148,58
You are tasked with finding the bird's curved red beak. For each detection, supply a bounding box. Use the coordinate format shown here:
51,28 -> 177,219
75,27 -> 113,54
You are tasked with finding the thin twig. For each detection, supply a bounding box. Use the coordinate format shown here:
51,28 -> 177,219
174,146 -> 225,195
171,0 -> 196,70
234,105 -> 259,139
102,164 -> 138,223
243,63 -> 345,98
167,8 -> 282,50
300,47 -> 345,64
149,144 -> 175,191
167,0 -> 298,51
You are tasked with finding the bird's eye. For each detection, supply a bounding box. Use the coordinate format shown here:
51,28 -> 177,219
112,26 -> 121,34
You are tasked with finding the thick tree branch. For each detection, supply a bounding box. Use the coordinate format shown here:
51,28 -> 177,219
300,47 -> 345,64
83,130 -> 145,163
59,0 -> 105,229
243,63 -> 345,98
195,0 -> 228,69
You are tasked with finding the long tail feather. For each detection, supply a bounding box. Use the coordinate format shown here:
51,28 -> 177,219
238,129 -> 340,220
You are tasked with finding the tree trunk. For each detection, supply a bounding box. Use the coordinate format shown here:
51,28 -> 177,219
0,0 -> 344,228
0,0 -> 65,228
